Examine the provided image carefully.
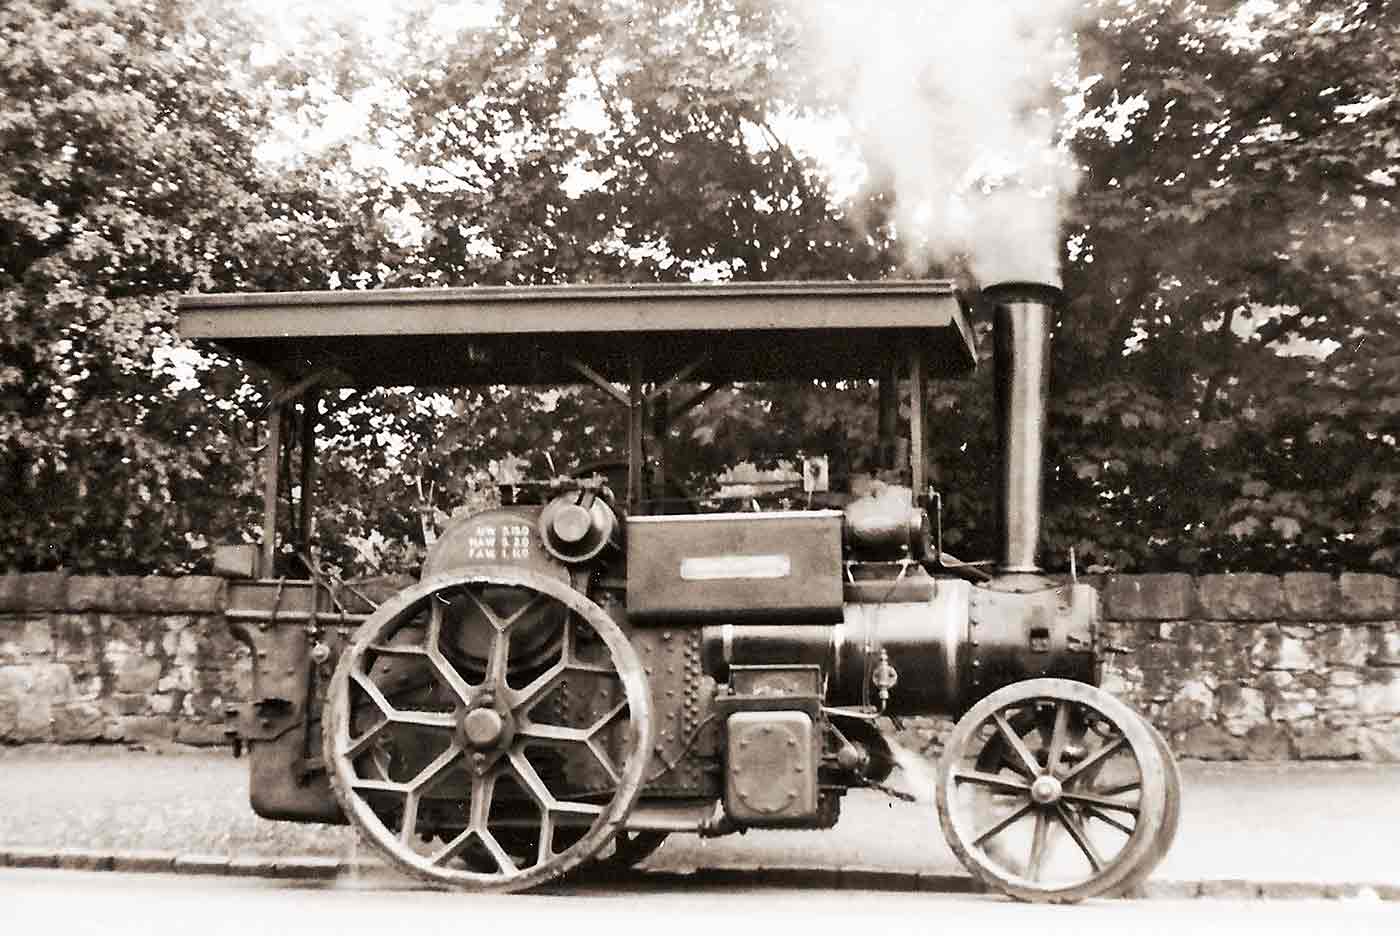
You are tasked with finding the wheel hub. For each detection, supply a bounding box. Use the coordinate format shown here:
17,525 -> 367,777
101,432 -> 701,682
1029,774 -> 1063,805
462,707 -> 506,749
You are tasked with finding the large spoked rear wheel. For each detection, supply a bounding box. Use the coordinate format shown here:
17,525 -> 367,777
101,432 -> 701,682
324,567 -> 654,892
936,678 -> 1170,903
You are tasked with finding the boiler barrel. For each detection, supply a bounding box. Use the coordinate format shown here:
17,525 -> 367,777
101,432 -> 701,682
700,579 -> 1099,716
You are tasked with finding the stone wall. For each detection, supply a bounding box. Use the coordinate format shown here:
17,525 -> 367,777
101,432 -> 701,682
0,573 -> 245,745
1,571 -> 1397,759
1096,572 -> 1399,761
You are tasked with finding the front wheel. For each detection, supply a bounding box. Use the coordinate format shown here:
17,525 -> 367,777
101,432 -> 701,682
935,678 -> 1171,903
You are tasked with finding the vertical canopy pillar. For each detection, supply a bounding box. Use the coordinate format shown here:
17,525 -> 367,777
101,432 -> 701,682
260,384 -> 284,577
908,345 -> 927,497
627,357 -> 645,514
297,387 -> 320,557
878,351 -> 899,471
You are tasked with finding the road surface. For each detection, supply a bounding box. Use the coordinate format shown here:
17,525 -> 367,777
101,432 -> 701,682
4,868 -> 1397,936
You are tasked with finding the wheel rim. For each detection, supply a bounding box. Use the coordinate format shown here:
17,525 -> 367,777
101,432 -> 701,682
1113,718 -> 1182,894
936,678 -> 1169,903
324,567 -> 653,892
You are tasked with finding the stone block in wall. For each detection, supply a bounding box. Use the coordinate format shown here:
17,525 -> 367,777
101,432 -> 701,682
51,701 -> 107,742
1217,682 -> 1267,736
1249,624 -> 1313,671
176,721 -> 230,746
0,618 -> 53,661
1103,574 -> 1194,620
1317,626 -> 1374,668
1358,675 -> 1400,716
67,577 -> 118,612
50,614 -> 101,662
1357,723 -> 1400,761
1281,573 -> 1338,619
1338,573 -> 1399,619
107,715 -> 176,744
0,662 -> 75,741
1196,574 -> 1283,620
1294,719 -> 1361,759
0,572 -> 70,611
164,577 -> 226,613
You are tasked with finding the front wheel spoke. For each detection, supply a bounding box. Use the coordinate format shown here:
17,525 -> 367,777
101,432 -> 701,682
973,802 -> 1034,848
952,768 -> 1033,795
1044,702 -> 1071,775
1055,803 -> 1105,872
1084,804 -> 1136,836
1026,810 -> 1051,881
1095,779 -> 1143,797
993,712 -> 1044,778
1060,734 -> 1127,786
1060,790 -> 1141,816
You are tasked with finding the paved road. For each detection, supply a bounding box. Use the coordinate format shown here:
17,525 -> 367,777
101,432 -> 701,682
5,868 -> 1398,936
4,746 -> 1398,889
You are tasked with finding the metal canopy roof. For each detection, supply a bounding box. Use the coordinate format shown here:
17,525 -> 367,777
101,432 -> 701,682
177,281 -> 977,387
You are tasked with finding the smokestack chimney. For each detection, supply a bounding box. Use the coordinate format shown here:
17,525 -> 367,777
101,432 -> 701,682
985,281 -> 1062,576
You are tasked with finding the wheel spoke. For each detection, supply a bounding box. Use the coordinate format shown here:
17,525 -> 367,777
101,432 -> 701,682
1055,803 -> 1105,872
1026,809 -> 1051,881
519,722 -> 590,744
400,790 -> 422,846
499,592 -> 552,633
1084,804 -> 1135,836
952,768 -> 1033,795
407,742 -> 464,791
993,711 -> 1044,778
1060,789 -> 1141,815
1096,779 -> 1142,797
388,710 -> 457,731
469,771 -> 496,831
508,750 -> 558,809
973,802 -> 1034,848
485,629 -> 510,687
1060,734 -> 1127,786
1045,701 -> 1071,775
343,719 -> 389,760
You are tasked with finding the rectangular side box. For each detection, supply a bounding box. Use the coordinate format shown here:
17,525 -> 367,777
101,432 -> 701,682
724,710 -> 819,824
625,512 -> 843,623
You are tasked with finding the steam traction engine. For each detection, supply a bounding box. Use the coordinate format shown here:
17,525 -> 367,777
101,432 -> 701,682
178,280 -> 1179,902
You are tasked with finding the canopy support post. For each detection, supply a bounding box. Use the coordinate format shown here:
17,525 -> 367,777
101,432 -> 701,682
908,345 -> 927,497
297,387 -> 320,558
627,357 -> 645,514
261,384 -> 284,577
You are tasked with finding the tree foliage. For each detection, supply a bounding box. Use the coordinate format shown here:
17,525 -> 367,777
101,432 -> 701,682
3,0 -> 1397,576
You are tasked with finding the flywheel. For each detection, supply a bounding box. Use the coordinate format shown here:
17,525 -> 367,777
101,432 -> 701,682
323,566 -> 654,892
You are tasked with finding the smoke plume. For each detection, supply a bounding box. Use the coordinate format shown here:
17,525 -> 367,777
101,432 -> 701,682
788,0 -> 1083,285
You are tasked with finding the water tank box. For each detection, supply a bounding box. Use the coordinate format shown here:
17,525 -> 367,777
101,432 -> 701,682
624,512 -> 843,623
